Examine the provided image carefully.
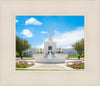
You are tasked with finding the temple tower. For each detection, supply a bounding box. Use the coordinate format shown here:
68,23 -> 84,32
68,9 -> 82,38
49,21 -> 52,40
44,22 -> 56,51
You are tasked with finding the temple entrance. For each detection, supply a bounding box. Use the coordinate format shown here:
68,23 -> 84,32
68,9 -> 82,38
48,46 -> 52,54
48,46 -> 52,50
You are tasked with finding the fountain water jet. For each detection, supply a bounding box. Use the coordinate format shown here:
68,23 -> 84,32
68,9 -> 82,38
48,51 -> 52,59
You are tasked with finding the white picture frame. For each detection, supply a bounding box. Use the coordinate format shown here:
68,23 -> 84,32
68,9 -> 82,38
0,0 -> 100,86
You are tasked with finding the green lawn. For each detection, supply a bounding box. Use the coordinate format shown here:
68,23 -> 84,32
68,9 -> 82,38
16,69 -> 84,71
68,54 -> 84,58
16,56 -> 33,58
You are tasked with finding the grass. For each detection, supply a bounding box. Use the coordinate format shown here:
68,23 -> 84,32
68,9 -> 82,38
67,65 -> 72,67
16,69 -> 84,71
16,56 -> 33,58
68,54 -> 84,58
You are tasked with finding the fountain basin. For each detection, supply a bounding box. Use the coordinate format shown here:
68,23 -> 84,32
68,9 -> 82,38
35,57 -> 65,63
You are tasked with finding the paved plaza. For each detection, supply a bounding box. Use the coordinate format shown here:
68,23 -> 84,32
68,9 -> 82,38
26,63 -> 74,70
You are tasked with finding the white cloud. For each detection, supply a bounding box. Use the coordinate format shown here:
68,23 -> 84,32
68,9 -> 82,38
22,29 -> 32,37
37,26 -> 84,48
53,26 -> 84,48
16,20 -> 18,23
41,31 -> 47,34
37,43 -> 44,48
25,17 -> 42,25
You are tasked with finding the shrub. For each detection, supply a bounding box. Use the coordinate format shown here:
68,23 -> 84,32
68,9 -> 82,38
40,51 -> 42,54
16,52 -> 20,57
16,63 -> 21,68
58,51 -> 62,53
81,53 -> 84,58
67,62 -> 84,69
20,65 -> 24,68
16,63 -> 31,68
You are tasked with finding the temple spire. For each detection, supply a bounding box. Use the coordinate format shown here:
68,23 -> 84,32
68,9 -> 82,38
49,21 -> 52,40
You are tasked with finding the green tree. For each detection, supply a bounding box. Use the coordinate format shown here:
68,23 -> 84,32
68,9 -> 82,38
40,48 -> 42,50
40,51 -> 42,54
16,36 -> 31,59
16,52 -> 20,57
30,47 -> 36,49
23,52 -> 28,57
72,38 -> 84,59
58,48 -> 61,53
40,48 -> 42,54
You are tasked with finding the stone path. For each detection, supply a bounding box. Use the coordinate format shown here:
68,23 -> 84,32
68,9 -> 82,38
33,64 -> 65,68
26,63 -> 74,70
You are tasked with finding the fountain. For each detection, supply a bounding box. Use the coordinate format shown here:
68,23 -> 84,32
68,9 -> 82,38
35,50 -> 66,63
48,51 -> 52,59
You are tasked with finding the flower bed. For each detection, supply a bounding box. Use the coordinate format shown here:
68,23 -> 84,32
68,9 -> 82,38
16,62 -> 32,68
67,63 -> 84,69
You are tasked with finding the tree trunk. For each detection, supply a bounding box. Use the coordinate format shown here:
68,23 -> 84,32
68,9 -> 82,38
20,52 -> 23,60
78,53 -> 82,60
78,56 -> 80,60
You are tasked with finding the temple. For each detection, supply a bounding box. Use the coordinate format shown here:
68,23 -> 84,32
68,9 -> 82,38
44,22 -> 56,51
23,22 -> 78,56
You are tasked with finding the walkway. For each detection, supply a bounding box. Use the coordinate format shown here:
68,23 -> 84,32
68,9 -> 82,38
26,63 -> 74,70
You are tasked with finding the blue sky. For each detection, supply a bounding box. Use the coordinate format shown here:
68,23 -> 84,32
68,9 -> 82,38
16,16 -> 84,48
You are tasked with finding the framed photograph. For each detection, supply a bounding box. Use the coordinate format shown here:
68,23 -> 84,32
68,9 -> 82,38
0,0 -> 100,86
16,15 -> 84,71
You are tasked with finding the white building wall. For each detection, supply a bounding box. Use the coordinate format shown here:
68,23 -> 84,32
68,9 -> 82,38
23,48 -> 39,56
44,41 -> 56,50
62,48 -> 78,55
23,48 -> 78,56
